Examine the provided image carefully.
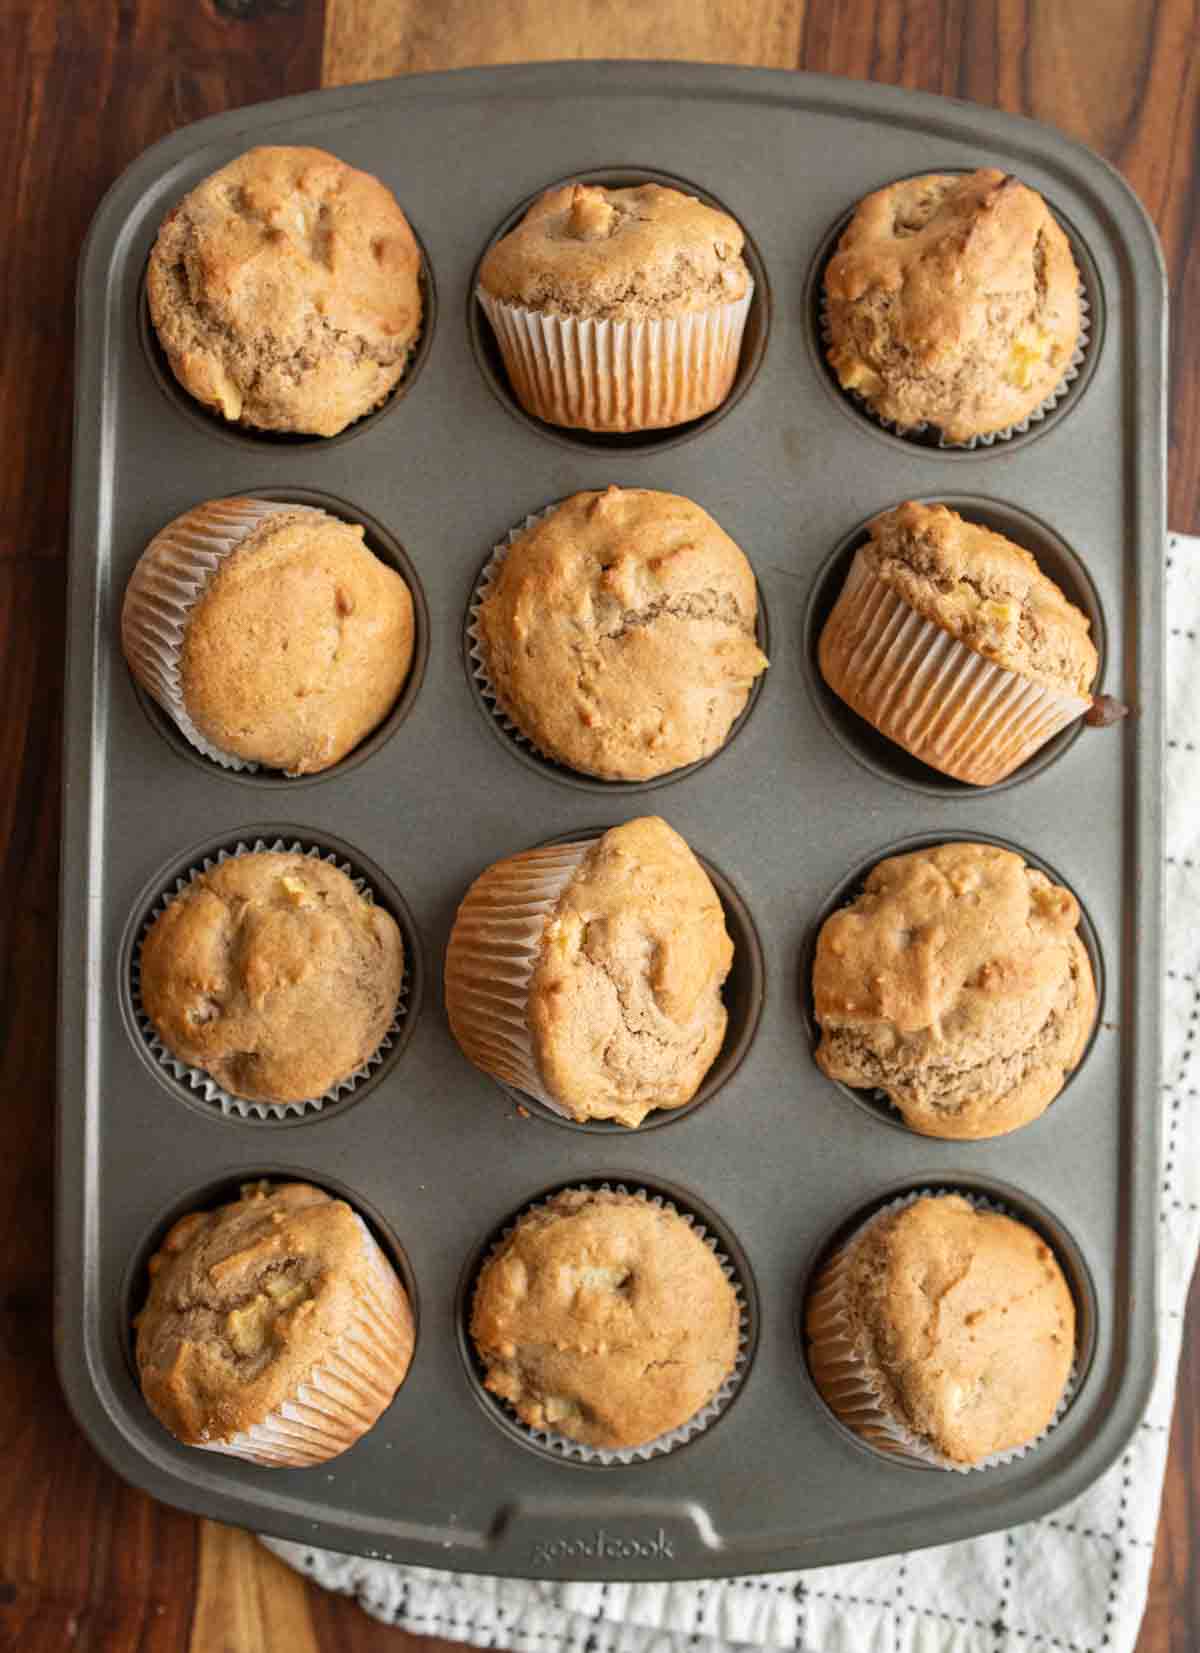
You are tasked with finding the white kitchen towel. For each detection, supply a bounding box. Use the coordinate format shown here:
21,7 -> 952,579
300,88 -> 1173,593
264,533 -> 1197,1653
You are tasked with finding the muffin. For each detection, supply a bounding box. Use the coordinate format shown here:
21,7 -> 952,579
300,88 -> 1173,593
470,1188 -> 740,1451
474,486 -> 767,780
147,146 -> 423,436
135,1181 -> 415,1465
139,850 -> 405,1107
812,841 -> 1096,1140
122,498 -> 416,775
818,501 -> 1098,785
444,817 -> 733,1127
806,1193 -> 1075,1469
824,169 -> 1082,443
477,181 -> 753,431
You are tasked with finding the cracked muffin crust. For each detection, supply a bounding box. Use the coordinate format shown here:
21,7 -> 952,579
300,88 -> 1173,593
817,502 -> 1098,785
122,498 -> 416,775
135,1181 -> 415,1462
444,817 -> 734,1128
476,486 -> 767,780
470,1189 -> 739,1450
806,1194 -> 1075,1467
824,169 -> 1081,442
812,841 -> 1096,1139
147,146 -> 423,436
139,850 -> 405,1105
479,182 -> 750,321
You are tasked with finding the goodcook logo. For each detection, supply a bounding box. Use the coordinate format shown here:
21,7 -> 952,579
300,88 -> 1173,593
531,1528 -> 675,1566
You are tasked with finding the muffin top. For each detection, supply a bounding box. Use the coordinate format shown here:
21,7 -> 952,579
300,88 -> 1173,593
857,501 -> 1098,697
825,1194 -> 1075,1465
477,487 -> 767,780
139,850 -> 404,1105
530,817 -> 733,1126
813,842 -> 1096,1139
470,1189 -> 739,1449
147,146 -> 422,436
478,182 -> 750,321
140,500 -> 415,775
135,1181 -> 414,1446
824,169 -> 1081,442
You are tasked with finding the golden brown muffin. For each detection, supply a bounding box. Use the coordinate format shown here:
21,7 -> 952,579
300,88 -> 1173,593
135,1181 -> 415,1464
445,817 -> 733,1128
147,146 -> 422,436
824,169 -> 1081,442
812,842 -> 1096,1139
818,502 -> 1098,785
470,1189 -> 739,1450
477,182 -> 753,431
122,498 -> 416,776
140,851 -> 404,1105
476,486 -> 767,780
806,1194 -> 1075,1467
480,182 -> 749,321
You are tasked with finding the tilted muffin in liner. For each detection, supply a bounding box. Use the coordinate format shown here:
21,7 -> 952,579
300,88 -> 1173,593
469,1184 -> 750,1465
478,285 -> 753,433
137,1184 -> 415,1468
121,495 -> 415,776
444,819 -> 732,1128
805,1190 -> 1077,1473
818,546 -> 1093,785
132,839 -> 407,1121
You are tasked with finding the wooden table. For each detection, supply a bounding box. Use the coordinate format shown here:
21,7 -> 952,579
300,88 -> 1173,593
3,2 -> 1196,1648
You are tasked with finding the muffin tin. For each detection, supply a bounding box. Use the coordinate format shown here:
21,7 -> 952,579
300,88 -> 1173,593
59,63 -> 1165,1578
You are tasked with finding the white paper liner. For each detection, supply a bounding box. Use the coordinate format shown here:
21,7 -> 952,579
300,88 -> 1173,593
477,284 -> 753,431
472,1184 -> 750,1464
132,838 -> 408,1120
819,548 -> 1091,784
806,1189 -> 1078,1474
195,1215 -> 413,1467
445,837 -> 596,1122
820,279 -> 1090,448
122,497 -> 338,773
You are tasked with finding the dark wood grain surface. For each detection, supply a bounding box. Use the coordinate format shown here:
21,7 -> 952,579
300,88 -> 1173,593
2,2 -> 1196,1649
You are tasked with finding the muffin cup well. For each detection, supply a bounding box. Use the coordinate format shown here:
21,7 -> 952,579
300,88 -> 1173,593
444,837 -> 594,1121
132,839 -> 408,1121
806,1190 -> 1077,1474
818,547 -> 1092,786
121,497 -> 332,773
477,286 -> 753,433
195,1214 -> 414,1467
469,1183 -> 750,1465
819,283 -> 1090,451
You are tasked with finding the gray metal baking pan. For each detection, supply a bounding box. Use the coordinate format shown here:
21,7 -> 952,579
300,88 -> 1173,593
58,61 -> 1166,1580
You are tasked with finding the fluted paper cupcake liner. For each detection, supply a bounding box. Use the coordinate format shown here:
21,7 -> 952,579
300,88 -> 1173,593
472,1183 -> 749,1465
478,285 -> 753,432
121,496 -> 330,774
445,837 -> 596,1121
806,1189 -> 1077,1473
819,548 -> 1092,785
820,282 -> 1090,449
197,1215 -> 413,1467
132,838 -> 407,1120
